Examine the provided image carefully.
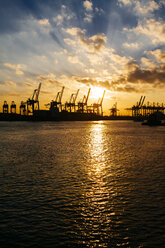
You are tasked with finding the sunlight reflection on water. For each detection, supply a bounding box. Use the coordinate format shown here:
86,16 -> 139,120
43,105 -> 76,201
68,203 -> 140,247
0,121 -> 165,248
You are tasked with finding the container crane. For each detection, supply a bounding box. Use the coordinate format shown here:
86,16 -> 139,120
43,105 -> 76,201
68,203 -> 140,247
50,86 -> 65,112
27,83 -> 41,115
110,102 -> 119,117
65,89 -> 79,112
91,90 -> 105,116
78,88 -> 91,113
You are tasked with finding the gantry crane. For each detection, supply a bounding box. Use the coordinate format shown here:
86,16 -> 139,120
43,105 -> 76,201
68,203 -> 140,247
78,88 -> 91,113
110,102 -> 119,117
49,86 -> 65,112
65,89 -> 79,112
27,83 -> 41,115
132,95 -> 145,117
90,90 -> 105,116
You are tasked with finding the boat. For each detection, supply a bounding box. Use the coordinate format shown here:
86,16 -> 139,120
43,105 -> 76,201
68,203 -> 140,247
142,111 -> 165,126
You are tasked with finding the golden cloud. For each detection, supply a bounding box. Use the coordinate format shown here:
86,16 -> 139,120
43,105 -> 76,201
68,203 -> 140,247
37,75 -> 61,85
118,0 -> 131,5
65,27 -> 107,52
24,83 -> 33,88
73,76 -> 110,89
83,0 -> 93,11
135,0 -> 159,15
3,63 -> 25,75
67,56 -> 84,65
38,19 -> 50,26
123,42 -> 139,49
5,81 -> 17,87
128,19 -> 165,44
141,57 -> 156,69
145,49 -> 165,64
79,33 -> 107,52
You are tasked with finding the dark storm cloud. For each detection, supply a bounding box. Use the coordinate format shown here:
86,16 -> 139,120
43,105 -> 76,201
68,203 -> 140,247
127,67 -> 165,85
115,85 -> 142,93
112,61 -> 165,90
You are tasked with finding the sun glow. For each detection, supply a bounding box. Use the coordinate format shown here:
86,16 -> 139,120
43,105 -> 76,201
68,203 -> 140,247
91,87 -> 105,99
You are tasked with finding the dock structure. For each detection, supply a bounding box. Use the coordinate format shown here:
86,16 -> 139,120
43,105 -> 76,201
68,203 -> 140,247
129,96 -> 165,119
0,83 -> 107,120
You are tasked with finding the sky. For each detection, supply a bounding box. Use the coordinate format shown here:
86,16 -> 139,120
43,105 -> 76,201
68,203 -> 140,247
0,0 -> 165,115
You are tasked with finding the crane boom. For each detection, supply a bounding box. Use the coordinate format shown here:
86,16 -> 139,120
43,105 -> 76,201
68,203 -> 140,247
60,86 -> 65,102
138,96 -> 143,107
100,90 -> 105,105
74,89 -> 79,104
85,88 -> 91,105
35,82 -> 42,101
141,96 -> 145,106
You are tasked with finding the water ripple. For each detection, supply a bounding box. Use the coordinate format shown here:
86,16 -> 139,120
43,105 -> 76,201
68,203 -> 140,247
0,121 -> 165,247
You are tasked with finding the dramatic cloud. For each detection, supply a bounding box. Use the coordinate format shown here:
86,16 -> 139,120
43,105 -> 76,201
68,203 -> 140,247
80,33 -> 107,52
119,0 -> 159,15
115,84 -> 142,93
127,67 -> 165,86
141,57 -> 156,69
145,49 -> 165,63
112,61 -> 165,90
73,77 -> 111,90
134,0 -> 159,15
126,18 -> 165,44
65,27 -> 107,52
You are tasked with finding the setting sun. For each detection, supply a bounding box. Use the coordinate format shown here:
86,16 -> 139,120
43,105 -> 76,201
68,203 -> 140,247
91,87 -> 105,99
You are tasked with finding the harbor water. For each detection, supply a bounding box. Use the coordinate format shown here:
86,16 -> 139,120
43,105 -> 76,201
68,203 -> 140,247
0,121 -> 165,248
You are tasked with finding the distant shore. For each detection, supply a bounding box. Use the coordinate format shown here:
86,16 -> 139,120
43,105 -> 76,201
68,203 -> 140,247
0,112 -> 133,122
